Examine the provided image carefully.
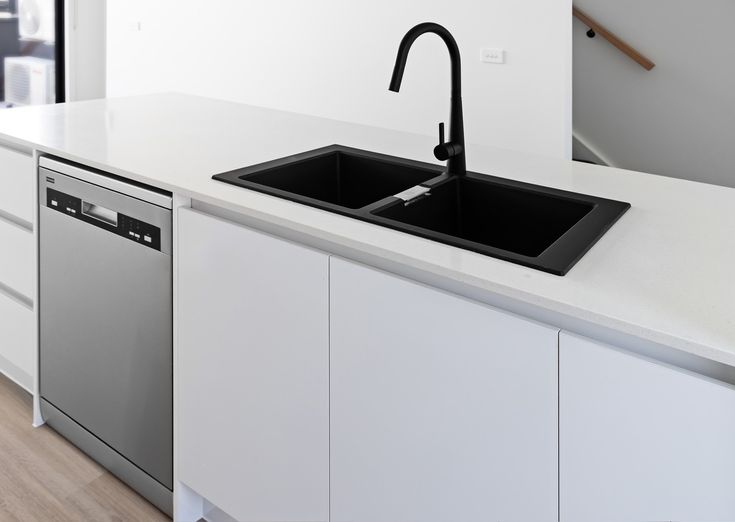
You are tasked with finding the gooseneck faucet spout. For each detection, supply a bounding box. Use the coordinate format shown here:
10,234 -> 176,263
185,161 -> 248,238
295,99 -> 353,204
389,22 -> 466,177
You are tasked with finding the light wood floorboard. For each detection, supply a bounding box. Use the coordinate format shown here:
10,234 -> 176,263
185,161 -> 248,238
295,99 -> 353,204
0,373 -> 170,521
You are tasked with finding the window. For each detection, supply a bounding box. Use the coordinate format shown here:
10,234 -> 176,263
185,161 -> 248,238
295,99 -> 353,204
0,0 -> 64,107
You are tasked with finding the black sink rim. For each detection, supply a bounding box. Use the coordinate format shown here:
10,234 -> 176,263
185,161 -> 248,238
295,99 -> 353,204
213,144 -> 631,276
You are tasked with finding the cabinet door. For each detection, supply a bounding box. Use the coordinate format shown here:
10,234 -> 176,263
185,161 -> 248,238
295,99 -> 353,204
0,216 -> 34,300
0,145 -> 33,224
330,258 -> 559,522
0,289 -> 33,389
560,332 -> 735,521
177,209 -> 329,522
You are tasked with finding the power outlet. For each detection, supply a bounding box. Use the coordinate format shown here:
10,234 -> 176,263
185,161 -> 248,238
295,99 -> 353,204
481,48 -> 505,64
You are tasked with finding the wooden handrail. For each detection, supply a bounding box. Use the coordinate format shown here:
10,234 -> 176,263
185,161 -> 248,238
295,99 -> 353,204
573,6 -> 655,71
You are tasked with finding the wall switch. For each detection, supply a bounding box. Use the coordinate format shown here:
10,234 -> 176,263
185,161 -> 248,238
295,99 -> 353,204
482,48 -> 505,64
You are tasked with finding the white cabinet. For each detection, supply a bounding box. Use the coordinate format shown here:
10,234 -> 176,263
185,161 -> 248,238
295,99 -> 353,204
177,209 -> 329,522
0,289 -> 33,389
0,145 -> 34,224
174,208 -> 735,522
0,217 -> 35,299
0,143 -> 34,390
329,258 -> 559,522
560,332 -> 735,522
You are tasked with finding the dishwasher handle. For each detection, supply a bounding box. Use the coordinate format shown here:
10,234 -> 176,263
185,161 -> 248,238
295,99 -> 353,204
82,201 -> 119,227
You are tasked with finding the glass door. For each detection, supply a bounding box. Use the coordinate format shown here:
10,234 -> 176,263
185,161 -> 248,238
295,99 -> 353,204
0,0 -> 64,107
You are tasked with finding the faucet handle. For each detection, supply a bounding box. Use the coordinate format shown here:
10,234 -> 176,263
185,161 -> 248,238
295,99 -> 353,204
434,121 -> 463,162
435,122 -> 452,161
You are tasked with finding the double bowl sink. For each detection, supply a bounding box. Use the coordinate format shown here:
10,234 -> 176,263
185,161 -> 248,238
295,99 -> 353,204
213,145 -> 630,275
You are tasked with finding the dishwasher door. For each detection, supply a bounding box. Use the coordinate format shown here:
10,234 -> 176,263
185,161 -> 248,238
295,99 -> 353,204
39,166 -> 173,491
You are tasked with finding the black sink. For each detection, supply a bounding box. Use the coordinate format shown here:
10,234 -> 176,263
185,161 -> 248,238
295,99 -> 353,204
214,145 -> 630,275
373,176 -> 594,258
214,146 -> 441,210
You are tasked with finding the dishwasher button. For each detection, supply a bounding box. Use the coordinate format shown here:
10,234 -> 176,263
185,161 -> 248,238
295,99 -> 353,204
144,235 -> 152,243
51,200 -> 58,207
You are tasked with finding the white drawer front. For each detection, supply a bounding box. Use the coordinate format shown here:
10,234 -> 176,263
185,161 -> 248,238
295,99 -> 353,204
0,145 -> 34,224
0,289 -> 34,381
0,217 -> 34,299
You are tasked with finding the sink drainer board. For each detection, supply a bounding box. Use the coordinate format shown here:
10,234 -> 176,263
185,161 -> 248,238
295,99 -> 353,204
213,145 -> 630,275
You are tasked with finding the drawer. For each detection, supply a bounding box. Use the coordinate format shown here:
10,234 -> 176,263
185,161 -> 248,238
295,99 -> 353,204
0,288 -> 34,381
0,145 -> 34,224
0,216 -> 34,300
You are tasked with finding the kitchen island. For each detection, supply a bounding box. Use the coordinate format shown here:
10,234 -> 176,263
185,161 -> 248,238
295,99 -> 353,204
0,93 -> 733,522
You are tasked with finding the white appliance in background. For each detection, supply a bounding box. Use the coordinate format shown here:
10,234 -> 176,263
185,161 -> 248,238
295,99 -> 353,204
4,56 -> 55,105
18,0 -> 55,43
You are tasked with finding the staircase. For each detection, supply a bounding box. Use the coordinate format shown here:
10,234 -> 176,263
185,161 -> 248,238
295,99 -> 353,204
572,1 -> 735,187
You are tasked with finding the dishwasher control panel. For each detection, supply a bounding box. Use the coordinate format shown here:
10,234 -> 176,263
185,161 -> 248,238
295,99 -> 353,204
46,188 -> 162,251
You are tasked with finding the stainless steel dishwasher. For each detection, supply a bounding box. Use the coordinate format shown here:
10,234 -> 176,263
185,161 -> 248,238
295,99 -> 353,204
39,157 -> 173,515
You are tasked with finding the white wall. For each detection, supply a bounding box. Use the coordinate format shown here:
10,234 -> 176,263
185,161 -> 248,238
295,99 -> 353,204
66,0 -> 107,101
574,1 -> 735,187
106,0 -> 572,160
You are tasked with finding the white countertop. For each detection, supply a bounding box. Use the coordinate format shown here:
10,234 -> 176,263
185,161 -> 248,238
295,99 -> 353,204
1,93 -> 733,366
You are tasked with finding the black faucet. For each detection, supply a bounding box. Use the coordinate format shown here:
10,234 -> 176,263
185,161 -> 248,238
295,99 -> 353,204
389,22 -> 466,178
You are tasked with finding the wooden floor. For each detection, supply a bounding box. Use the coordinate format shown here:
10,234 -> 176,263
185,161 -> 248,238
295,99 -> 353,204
0,373 -> 171,521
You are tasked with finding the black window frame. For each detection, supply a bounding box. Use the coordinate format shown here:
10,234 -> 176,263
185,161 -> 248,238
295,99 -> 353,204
55,0 -> 64,102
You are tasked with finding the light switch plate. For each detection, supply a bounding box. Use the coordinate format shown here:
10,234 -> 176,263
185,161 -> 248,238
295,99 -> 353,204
481,48 -> 505,64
